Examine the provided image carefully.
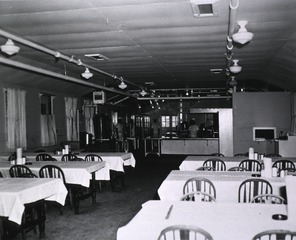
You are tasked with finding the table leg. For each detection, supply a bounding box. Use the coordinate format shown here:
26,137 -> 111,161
91,172 -> 97,204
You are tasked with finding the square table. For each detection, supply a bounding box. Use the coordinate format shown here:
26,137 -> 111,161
157,170 -> 286,202
117,200 -> 294,240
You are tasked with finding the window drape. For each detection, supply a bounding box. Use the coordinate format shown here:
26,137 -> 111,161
84,100 -> 95,137
40,114 -> 57,146
65,97 -> 79,141
4,88 -> 27,151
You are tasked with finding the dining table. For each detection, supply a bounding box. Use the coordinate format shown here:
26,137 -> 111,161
179,155 -> 296,171
0,161 -> 105,214
116,200 -> 295,240
0,178 -> 67,238
157,170 -> 286,202
0,151 -> 136,173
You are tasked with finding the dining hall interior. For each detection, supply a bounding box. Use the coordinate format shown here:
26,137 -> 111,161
0,0 -> 296,239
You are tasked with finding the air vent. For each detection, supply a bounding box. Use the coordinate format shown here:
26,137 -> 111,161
190,0 -> 219,17
85,53 -> 109,61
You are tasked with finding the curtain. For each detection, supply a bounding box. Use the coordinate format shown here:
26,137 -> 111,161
65,97 -> 79,141
40,114 -> 57,146
5,88 -> 27,151
290,92 -> 296,136
84,100 -> 95,137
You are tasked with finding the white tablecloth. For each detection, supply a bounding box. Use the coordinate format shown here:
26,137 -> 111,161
157,170 -> 286,202
0,152 -> 136,173
117,200 -> 295,240
0,178 -> 67,225
0,161 -> 106,187
179,156 -> 296,171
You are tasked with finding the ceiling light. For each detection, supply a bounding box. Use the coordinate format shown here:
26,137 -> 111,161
229,76 -> 237,87
232,20 -> 253,45
81,68 -> 93,79
229,59 -> 242,73
140,89 -> 147,96
0,39 -> 20,55
118,79 -> 127,89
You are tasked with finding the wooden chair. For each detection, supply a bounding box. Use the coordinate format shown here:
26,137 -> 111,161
239,159 -> 262,172
36,153 -> 53,161
9,165 -> 33,178
181,191 -> 216,202
61,153 -> 77,161
39,165 -> 69,214
272,160 -> 295,173
84,154 -> 103,191
251,194 -> 286,204
203,158 -> 226,171
238,178 -> 272,203
183,177 -> 216,200
252,230 -> 296,240
85,154 -> 103,162
158,225 -> 213,240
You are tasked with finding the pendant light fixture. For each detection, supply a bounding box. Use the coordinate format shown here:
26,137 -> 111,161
229,59 -> 242,73
118,78 -> 127,89
232,20 -> 253,45
81,68 -> 93,79
0,39 -> 20,55
140,89 -> 147,96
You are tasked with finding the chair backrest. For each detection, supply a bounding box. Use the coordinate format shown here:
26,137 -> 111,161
8,153 -> 26,161
158,225 -> 213,240
272,160 -> 295,172
181,191 -> 216,202
85,154 -> 103,162
252,230 -> 296,240
61,154 -> 77,161
183,177 -> 216,199
0,171 -> 3,178
251,194 -> 286,204
39,165 -> 66,184
36,153 -> 53,161
203,158 -> 226,171
239,159 -> 262,172
238,178 -> 272,203
227,166 -> 248,171
9,165 -> 33,178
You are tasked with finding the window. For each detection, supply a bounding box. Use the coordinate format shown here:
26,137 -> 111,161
161,116 -> 170,128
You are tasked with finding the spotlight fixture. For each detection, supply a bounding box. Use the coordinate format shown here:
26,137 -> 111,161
118,79 -> 127,89
229,59 -> 242,73
81,68 -> 93,79
232,20 -> 253,45
140,89 -> 147,96
0,39 -> 20,55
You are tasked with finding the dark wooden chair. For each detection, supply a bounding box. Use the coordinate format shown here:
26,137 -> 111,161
158,225 -> 213,240
36,153 -> 53,161
272,160 -> 295,173
238,178 -> 272,203
203,158 -> 226,171
84,154 -> 103,162
9,165 -> 33,178
239,159 -> 262,172
61,153 -> 77,161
